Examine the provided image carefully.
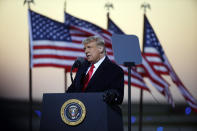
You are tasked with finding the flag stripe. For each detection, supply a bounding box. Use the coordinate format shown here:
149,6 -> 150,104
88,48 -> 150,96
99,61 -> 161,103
34,55 -> 77,60
153,65 -> 168,72
33,58 -> 74,66
142,56 -> 169,87
143,15 -> 197,110
34,45 -> 84,52
33,49 -> 86,57
33,40 -> 83,49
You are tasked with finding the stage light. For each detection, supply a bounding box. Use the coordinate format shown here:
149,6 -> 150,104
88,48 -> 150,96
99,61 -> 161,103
157,126 -> 163,131
185,107 -> 191,115
131,116 -> 136,124
35,110 -> 41,118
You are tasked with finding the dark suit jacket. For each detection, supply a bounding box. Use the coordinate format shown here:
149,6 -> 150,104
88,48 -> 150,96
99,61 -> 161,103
67,56 -> 124,104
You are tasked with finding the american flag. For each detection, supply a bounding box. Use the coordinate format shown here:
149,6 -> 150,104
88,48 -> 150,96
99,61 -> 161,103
142,15 -> 197,111
65,13 -> 149,91
138,15 -> 175,106
28,9 -> 83,70
142,15 -> 169,75
108,16 -> 174,105
107,17 -> 124,34
65,12 -> 114,60
140,55 -> 174,105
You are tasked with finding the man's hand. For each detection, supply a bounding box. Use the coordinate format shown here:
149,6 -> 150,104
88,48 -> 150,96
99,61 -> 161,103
103,89 -> 119,105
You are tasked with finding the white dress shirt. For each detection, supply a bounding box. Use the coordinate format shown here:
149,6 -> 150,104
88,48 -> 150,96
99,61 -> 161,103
86,56 -> 106,78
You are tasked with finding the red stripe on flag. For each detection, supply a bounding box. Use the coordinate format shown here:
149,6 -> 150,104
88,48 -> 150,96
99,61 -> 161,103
33,55 -> 78,60
124,81 -> 150,91
33,46 -> 84,52
144,53 -> 160,57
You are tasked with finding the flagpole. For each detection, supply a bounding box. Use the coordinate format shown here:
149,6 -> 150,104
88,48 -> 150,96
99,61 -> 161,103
64,0 -> 67,92
24,1 -> 34,131
139,3 -> 151,131
107,12 -> 109,31
138,16 -> 145,131
29,24 -> 33,131
105,2 -> 113,29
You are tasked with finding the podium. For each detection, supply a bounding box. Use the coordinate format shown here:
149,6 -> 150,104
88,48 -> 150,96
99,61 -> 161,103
40,93 -> 123,131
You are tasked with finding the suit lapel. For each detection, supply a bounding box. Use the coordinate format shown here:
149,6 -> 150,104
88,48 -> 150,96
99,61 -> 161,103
85,57 -> 110,90
76,61 -> 90,90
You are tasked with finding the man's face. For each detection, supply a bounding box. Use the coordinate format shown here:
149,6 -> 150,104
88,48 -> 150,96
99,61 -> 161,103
84,41 -> 101,63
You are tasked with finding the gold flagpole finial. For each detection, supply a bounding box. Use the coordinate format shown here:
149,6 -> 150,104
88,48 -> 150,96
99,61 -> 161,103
23,0 -> 34,8
104,2 -> 114,14
141,2 -> 151,14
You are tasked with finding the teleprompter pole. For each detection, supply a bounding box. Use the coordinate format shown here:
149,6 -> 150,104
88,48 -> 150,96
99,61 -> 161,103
124,62 -> 135,131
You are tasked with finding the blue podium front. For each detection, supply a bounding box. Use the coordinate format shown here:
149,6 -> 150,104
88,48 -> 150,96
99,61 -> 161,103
40,93 -> 123,131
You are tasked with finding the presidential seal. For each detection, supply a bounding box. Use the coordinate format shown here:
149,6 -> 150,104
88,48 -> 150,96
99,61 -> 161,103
60,99 -> 86,126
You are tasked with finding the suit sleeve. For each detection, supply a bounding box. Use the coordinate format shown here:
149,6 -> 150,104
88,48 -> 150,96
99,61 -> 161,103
109,67 -> 124,105
66,79 -> 75,93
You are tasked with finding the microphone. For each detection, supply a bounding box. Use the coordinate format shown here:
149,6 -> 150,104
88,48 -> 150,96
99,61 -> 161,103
72,57 -> 86,70
70,57 -> 85,83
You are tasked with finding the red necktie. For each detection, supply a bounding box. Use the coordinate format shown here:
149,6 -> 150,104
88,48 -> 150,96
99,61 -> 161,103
82,64 -> 95,92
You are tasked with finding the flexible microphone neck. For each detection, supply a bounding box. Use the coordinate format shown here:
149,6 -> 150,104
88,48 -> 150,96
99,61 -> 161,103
70,57 -> 85,83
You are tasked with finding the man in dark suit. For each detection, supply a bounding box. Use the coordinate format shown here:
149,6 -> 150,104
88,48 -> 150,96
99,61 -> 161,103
67,36 -> 124,105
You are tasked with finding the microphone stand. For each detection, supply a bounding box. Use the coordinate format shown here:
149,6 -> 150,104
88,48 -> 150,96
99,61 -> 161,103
70,67 -> 74,83
70,57 -> 85,84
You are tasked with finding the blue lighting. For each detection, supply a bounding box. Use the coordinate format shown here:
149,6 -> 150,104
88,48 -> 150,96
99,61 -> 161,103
157,126 -> 163,131
131,116 -> 136,124
185,107 -> 191,115
34,110 -> 41,118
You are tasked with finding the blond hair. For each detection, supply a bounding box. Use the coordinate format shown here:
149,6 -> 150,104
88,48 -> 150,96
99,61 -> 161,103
82,36 -> 106,54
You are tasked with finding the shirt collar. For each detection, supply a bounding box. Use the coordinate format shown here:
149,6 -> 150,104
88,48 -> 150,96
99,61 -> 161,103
93,56 -> 106,70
